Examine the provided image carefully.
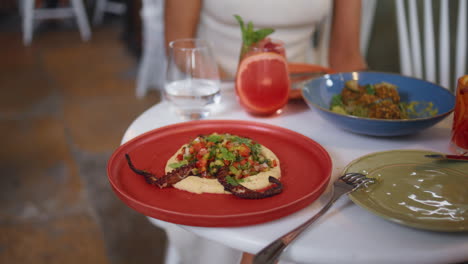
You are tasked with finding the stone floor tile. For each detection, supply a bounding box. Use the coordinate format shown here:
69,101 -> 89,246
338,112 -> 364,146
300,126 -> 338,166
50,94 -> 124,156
0,214 -> 109,264
71,148 -> 167,264
0,68 -> 56,117
0,117 -> 85,221
63,94 -> 160,153
0,19 -> 167,264
41,46 -> 139,98
0,32 -> 38,70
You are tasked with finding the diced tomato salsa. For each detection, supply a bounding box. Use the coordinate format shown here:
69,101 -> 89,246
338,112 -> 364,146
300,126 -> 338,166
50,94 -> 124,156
168,133 -> 278,179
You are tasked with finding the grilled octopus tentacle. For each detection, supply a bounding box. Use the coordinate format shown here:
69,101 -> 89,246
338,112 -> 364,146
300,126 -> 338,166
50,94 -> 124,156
125,154 -> 196,188
215,166 -> 283,199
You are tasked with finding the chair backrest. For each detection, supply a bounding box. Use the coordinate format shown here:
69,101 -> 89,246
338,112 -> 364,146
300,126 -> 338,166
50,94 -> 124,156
395,0 -> 467,91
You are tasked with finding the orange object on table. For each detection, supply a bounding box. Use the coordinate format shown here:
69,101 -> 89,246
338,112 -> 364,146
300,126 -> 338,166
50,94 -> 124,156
288,63 -> 336,100
450,75 -> 468,154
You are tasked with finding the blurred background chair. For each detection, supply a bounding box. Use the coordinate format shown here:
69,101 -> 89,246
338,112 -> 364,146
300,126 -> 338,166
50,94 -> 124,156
19,0 -> 91,45
93,0 -> 126,25
395,0 -> 467,91
135,0 -> 165,98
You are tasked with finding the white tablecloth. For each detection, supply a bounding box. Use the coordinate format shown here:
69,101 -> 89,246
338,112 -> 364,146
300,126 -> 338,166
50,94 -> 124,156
122,84 -> 468,264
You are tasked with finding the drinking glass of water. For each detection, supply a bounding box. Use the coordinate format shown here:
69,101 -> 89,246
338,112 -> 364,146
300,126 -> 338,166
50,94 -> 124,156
165,38 -> 221,120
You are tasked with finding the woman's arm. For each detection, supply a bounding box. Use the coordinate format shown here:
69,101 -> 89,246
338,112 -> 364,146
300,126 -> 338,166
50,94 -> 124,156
164,0 -> 202,49
329,0 -> 368,71
164,0 -> 229,78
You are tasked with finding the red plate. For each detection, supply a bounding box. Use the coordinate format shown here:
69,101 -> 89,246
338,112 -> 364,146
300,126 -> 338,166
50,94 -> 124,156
107,120 -> 331,227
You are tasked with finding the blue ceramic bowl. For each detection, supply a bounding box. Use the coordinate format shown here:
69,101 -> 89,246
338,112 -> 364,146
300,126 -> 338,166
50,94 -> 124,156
301,72 -> 455,136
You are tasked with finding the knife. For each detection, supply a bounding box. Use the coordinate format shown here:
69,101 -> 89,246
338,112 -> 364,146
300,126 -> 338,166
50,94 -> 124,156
424,154 -> 468,161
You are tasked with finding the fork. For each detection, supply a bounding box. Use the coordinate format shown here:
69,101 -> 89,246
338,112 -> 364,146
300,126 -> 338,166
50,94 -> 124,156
253,172 -> 375,264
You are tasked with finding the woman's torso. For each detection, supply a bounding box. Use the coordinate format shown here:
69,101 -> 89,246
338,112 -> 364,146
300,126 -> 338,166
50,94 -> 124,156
197,0 -> 332,77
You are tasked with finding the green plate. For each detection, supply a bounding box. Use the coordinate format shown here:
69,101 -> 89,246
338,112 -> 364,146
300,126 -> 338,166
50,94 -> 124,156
345,150 -> 468,232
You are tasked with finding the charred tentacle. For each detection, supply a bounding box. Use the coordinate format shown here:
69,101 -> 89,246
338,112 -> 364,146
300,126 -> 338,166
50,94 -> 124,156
216,166 -> 283,199
126,155 -> 283,199
125,154 -> 196,188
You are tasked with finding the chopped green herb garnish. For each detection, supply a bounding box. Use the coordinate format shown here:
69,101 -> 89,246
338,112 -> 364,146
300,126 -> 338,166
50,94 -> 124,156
226,175 -> 244,186
169,160 -> 188,169
250,143 -> 262,155
206,134 -> 223,143
229,165 -> 240,175
170,133 -> 278,179
230,135 -> 251,144
220,147 -> 236,162
234,14 -> 275,57
365,84 -> 375,95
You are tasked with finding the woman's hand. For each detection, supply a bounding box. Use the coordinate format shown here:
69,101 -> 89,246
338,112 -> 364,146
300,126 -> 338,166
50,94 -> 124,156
329,50 -> 368,72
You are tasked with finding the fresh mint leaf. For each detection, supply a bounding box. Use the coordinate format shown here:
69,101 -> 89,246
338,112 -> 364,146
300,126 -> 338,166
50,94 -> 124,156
234,15 -> 244,31
234,14 -> 275,56
246,21 -> 254,46
254,28 -> 275,43
233,15 -> 246,42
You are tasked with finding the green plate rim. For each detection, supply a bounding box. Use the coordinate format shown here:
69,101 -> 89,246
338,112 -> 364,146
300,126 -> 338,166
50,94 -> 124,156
344,149 -> 468,232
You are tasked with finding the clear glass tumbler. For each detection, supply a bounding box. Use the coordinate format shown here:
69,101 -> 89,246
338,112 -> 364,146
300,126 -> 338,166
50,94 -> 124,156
450,75 -> 468,154
165,38 -> 221,120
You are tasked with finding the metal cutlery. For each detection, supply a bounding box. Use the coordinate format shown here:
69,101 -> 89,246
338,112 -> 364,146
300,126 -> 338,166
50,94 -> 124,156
253,172 -> 375,264
424,154 -> 468,161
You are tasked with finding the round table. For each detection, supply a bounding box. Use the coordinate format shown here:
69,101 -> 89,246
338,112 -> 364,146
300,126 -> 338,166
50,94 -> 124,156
121,84 -> 468,264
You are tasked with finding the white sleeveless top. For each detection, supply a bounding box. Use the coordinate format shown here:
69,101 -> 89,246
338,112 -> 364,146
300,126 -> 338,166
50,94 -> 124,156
196,0 -> 332,78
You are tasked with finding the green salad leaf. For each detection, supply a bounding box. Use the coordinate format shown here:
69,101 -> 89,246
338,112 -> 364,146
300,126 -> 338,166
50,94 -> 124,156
365,84 -> 375,95
330,94 -> 344,107
400,101 -> 438,119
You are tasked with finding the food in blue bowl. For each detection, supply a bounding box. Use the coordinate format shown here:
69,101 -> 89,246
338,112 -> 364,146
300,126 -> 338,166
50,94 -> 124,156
301,72 -> 455,136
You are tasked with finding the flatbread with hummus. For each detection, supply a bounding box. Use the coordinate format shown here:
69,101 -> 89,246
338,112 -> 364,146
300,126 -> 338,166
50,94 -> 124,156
165,133 -> 281,194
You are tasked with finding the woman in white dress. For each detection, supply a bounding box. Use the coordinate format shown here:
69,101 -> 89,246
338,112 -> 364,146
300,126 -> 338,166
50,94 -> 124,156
165,0 -> 367,79
160,1 -> 366,263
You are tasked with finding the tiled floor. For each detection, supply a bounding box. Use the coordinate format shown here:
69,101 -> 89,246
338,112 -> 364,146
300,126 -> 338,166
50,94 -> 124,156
0,18 -> 167,264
